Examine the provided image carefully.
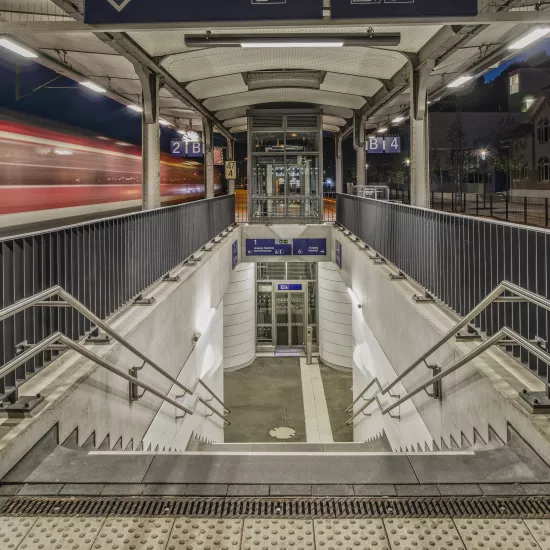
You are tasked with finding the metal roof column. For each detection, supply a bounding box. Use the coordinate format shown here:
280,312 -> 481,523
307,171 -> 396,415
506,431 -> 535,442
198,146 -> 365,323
202,117 -> 215,199
336,133 -> 344,194
135,65 -> 161,210
410,60 -> 435,208
353,114 -> 366,188
227,139 -> 235,195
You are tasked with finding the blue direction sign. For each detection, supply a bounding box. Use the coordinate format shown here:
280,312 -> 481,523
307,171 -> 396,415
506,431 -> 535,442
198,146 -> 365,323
366,137 -> 384,154
385,136 -> 401,153
293,238 -> 327,256
232,241 -> 239,270
171,141 -> 204,158
85,0 -> 323,24
335,240 -> 342,269
331,0 -> 477,18
245,239 -> 292,257
278,284 -> 303,291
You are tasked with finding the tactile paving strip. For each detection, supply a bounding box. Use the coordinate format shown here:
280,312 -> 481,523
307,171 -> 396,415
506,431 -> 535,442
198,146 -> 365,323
241,519 -> 314,549
315,518 -> 390,549
168,518 -> 242,550
19,517 -> 105,550
94,517 -> 174,550
525,519 -> 550,550
455,519 -> 539,549
384,518 -> 465,549
0,517 -> 37,550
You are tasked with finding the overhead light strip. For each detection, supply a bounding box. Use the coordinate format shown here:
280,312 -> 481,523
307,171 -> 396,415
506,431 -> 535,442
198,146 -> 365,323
0,38 -> 37,58
509,28 -> 550,50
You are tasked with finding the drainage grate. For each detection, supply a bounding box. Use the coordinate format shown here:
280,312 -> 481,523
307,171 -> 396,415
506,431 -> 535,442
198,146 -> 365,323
2,497 -> 550,519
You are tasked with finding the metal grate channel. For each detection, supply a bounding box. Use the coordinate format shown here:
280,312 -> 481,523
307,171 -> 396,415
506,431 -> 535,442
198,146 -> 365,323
2,497 -> 550,519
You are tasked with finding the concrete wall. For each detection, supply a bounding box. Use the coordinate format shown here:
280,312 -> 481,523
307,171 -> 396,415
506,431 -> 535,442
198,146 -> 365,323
224,263 -> 256,370
0,226 -> 238,478
318,262 -> 353,370
333,226 -> 550,461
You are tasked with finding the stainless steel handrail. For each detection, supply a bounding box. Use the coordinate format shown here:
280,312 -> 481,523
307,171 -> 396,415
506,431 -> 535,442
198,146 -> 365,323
0,286 -> 230,421
350,281 -> 550,411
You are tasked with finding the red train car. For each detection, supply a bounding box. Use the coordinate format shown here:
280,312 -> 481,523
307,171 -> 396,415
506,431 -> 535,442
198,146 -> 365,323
0,110 -> 222,226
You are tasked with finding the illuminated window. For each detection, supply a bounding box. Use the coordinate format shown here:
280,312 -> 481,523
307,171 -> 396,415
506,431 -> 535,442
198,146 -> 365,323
538,157 -> 550,182
509,74 -> 520,95
538,118 -> 550,143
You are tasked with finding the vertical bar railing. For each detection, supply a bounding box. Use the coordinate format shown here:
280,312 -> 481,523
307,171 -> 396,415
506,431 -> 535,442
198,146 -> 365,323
0,195 -> 235,401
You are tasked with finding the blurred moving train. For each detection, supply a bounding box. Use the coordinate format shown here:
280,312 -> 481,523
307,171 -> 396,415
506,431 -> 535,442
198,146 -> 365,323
0,110 -> 223,228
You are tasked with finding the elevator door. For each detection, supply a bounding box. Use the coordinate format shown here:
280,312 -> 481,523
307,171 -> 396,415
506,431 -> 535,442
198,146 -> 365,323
275,292 -> 305,348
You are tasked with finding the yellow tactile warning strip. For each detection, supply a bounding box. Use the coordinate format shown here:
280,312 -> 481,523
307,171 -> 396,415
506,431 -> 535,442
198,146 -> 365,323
3,516 -> 550,549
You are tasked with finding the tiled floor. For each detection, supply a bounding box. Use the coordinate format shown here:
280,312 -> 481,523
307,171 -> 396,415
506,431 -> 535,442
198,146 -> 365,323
4,516 -> 550,549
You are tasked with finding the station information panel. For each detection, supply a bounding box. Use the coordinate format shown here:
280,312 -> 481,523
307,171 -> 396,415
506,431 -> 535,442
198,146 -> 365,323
85,0 -> 323,23
331,0 -> 478,18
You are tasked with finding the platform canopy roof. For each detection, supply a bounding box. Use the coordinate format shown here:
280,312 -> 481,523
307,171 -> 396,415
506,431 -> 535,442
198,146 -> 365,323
0,0 -> 547,139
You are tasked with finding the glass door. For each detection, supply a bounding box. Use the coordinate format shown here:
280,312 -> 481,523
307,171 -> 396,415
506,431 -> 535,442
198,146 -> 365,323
275,292 -> 290,347
290,293 -> 305,347
275,291 -> 305,348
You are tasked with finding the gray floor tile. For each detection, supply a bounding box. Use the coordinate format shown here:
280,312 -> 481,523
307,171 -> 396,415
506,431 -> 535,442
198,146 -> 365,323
252,443 -> 324,452
0,484 -> 23,495
143,454 -> 418,484
311,485 -> 354,496
100,484 -> 145,496
184,484 -> 228,496
522,484 -> 550,495
396,484 -> 440,497
25,447 -> 154,484
479,483 -> 526,496
18,483 -> 64,496
227,484 -> 270,496
142,484 -> 188,496
269,485 -> 312,496
59,484 -> 105,496
354,484 -> 397,496
206,444 -> 254,452
437,484 -> 482,496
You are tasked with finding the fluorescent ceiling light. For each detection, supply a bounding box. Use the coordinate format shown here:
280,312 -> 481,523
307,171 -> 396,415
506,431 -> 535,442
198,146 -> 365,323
377,127 -> 388,133
54,149 -> 73,156
392,116 -> 406,123
447,76 -> 473,88
159,119 -> 171,126
509,28 -> 550,50
241,41 -> 343,48
115,141 -> 132,147
128,105 -> 143,112
81,81 -> 106,93
0,38 -> 37,58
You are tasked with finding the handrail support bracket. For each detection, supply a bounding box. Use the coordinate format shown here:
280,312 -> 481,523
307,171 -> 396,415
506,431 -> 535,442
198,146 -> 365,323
425,364 -> 442,400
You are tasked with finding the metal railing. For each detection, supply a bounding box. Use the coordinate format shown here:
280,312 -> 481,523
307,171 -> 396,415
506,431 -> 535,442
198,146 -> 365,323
347,281 -> 550,424
250,195 -> 322,223
337,193 -> 550,395
0,195 -> 235,400
0,286 -> 230,424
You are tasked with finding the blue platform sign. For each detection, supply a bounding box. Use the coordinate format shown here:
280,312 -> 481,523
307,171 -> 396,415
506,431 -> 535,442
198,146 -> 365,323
366,137 -> 384,154
85,0 -> 323,24
293,238 -> 327,256
385,136 -> 401,153
232,241 -> 238,270
171,141 -> 204,158
331,0 -> 477,19
245,239 -> 292,257
335,240 -> 342,269
278,284 -> 303,291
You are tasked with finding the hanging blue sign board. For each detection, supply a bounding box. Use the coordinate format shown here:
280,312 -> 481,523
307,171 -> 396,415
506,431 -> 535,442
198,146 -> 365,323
293,238 -> 327,256
232,241 -> 239,270
335,240 -> 342,269
245,239 -> 292,257
366,137 -> 384,154
366,136 -> 401,154
331,0 -> 477,19
171,141 -> 204,158
278,284 -> 303,291
85,0 -> 323,24
385,136 -> 401,153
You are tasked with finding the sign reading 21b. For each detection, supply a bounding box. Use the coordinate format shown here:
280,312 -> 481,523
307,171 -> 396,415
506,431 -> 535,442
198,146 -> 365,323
366,136 -> 401,154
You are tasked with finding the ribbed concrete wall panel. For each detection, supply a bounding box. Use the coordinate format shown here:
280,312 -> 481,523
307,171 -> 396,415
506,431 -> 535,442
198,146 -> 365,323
224,263 -> 255,369
318,262 -> 353,369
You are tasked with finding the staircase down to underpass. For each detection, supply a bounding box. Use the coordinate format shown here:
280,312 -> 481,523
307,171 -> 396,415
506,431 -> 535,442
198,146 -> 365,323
2,423 -> 550,499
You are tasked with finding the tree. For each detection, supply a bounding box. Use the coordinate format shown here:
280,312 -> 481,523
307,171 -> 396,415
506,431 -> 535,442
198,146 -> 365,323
445,114 -> 477,191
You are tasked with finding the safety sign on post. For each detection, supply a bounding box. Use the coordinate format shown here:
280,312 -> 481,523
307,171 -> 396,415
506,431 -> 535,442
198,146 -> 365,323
225,161 -> 237,179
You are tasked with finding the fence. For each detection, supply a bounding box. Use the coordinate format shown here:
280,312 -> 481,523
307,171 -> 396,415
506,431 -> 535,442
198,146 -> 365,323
432,192 -> 550,229
0,195 -> 235,401
337,193 -> 550,395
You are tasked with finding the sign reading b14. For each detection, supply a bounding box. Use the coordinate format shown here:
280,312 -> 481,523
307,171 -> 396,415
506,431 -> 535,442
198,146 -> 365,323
366,136 -> 401,154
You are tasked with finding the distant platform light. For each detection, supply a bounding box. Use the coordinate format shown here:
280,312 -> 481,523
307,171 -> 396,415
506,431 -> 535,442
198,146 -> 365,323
184,33 -> 401,49
0,38 -> 37,58
81,81 -> 106,93
392,116 -> 406,123
159,119 -> 171,126
377,127 -> 388,133
509,28 -> 550,51
447,76 -> 473,88
128,105 -> 143,112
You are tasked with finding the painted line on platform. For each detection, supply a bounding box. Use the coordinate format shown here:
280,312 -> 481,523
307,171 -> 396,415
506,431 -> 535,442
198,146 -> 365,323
87,451 -> 476,457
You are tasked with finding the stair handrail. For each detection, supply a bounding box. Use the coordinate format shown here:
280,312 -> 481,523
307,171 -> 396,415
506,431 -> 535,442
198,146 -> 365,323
348,281 -> 550,422
0,285 -> 230,419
